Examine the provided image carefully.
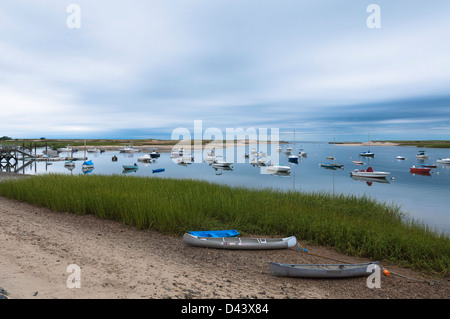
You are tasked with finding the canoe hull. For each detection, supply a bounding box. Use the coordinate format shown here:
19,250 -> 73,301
183,233 -> 297,250
270,261 -> 380,278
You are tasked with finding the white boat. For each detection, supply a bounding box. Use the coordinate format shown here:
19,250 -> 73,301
57,145 -> 73,152
396,156 -> 406,160
205,155 -> 216,163
277,146 -> 282,153
178,156 -> 193,165
213,158 -> 233,167
120,146 -> 139,153
416,151 -> 428,159
87,147 -> 102,153
138,154 -> 152,162
183,233 -> 297,250
298,149 -> 308,157
267,165 -> 291,173
436,158 -> 450,164
350,167 -> 390,178
256,157 -> 267,166
284,147 -> 292,154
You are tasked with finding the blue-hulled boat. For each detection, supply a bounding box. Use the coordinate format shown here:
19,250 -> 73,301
152,168 -> 165,173
189,230 -> 240,238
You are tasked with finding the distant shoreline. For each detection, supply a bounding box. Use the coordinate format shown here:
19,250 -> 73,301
2,138 -> 449,149
333,141 -> 399,147
333,140 -> 450,148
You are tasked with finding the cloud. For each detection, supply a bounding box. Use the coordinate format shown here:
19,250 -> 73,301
0,0 -> 449,140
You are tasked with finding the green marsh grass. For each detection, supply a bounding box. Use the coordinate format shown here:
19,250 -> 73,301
0,174 -> 448,275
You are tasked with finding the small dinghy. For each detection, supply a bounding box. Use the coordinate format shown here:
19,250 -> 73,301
410,166 -> 431,174
183,233 -> 297,250
123,164 -> 138,170
188,230 -> 239,238
270,261 -> 380,278
152,168 -> 165,173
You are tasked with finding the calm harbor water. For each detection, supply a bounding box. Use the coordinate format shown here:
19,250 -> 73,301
10,142 -> 450,234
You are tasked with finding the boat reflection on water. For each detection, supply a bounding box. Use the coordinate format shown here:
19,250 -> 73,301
351,175 -> 390,187
213,166 -> 233,175
269,171 -> 291,177
82,168 -> 94,175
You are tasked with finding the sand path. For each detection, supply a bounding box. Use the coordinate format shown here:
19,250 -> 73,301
0,196 -> 447,300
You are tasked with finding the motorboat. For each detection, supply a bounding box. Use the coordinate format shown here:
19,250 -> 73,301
57,145 -> 73,153
416,151 -> 428,159
350,167 -> 390,178
178,156 -> 193,165
436,158 -> 450,164
288,154 -> 299,163
149,148 -> 160,158
284,147 -> 292,154
421,163 -> 436,168
87,147 -> 104,153
353,161 -> 365,165
213,158 -> 233,168
396,156 -> 406,160
360,150 -> 375,157
119,146 -> 139,153
298,149 -> 307,157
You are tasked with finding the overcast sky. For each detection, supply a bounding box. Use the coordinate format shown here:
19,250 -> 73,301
1,0 -> 449,141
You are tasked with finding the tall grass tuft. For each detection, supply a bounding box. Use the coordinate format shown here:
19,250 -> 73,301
0,174 -> 448,276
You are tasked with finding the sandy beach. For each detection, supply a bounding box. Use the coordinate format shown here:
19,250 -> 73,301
0,175 -> 447,300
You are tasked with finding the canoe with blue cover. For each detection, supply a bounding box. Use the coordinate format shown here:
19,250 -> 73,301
183,233 -> 297,250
